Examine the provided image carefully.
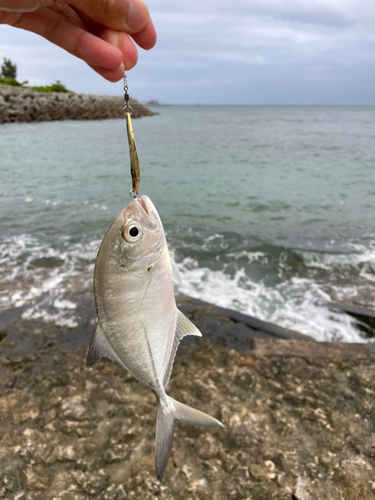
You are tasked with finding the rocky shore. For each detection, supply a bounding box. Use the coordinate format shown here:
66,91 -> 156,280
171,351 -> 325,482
0,85 -> 153,123
0,293 -> 375,500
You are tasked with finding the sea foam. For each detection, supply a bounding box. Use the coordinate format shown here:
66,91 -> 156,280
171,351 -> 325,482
1,232 -> 374,343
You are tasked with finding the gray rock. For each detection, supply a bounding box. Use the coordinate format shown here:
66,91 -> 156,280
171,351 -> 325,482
0,85 -> 154,123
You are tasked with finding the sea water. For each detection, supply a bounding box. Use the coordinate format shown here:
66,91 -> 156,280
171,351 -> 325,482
1,105 -> 375,341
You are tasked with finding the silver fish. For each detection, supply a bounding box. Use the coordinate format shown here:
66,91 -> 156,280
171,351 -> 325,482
87,195 -> 223,480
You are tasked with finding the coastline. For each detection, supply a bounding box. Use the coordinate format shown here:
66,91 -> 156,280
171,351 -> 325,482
0,292 -> 374,499
0,85 -> 154,123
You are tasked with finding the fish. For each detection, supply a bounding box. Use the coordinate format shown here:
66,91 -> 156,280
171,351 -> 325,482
87,195 -> 224,480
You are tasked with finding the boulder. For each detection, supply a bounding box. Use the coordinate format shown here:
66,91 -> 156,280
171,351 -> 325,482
0,85 -> 154,123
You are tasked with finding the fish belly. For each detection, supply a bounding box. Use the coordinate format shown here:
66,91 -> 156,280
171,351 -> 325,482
96,255 -> 176,391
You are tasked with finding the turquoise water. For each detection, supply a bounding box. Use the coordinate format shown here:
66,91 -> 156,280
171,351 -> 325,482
1,106 -> 375,341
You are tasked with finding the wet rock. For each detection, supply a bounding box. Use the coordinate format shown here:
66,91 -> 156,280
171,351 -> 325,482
1,302 -> 375,499
48,470 -> 74,497
23,465 -> 49,490
60,396 -> 88,420
195,433 -> 222,460
51,445 -> 77,462
71,470 -> 108,495
249,461 -> 276,481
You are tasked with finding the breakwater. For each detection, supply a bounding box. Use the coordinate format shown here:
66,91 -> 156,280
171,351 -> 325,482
0,85 -> 153,123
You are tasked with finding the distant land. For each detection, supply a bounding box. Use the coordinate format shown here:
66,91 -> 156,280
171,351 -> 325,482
143,99 -> 170,107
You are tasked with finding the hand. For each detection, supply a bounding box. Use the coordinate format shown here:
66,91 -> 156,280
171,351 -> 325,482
0,0 -> 157,81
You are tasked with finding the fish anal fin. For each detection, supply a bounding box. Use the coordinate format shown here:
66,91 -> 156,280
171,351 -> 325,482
170,255 -> 183,284
163,309 -> 202,387
86,324 -> 123,368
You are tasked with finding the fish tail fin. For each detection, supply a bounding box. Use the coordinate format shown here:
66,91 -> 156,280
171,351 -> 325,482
155,395 -> 224,481
155,397 -> 175,481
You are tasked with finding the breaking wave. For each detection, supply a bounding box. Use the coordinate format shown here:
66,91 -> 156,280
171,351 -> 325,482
0,234 -> 100,327
176,242 -> 375,343
1,232 -> 375,343
177,259 -> 367,343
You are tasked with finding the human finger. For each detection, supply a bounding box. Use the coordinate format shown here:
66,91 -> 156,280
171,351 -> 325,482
77,6 -> 156,52
11,8 -> 123,71
131,15 -> 156,50
99,28 -> 138,72
65,0 -> 150,34
86,62 -> 125,82
0,10 -> 20,23
0,0 -> 41,12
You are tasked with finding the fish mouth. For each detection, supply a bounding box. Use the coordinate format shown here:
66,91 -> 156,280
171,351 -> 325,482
136,196 -> 159,225
137,197 -> 149,215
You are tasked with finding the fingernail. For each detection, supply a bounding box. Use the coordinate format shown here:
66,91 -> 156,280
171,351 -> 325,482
128,0 -> 148,30
0,0 -> 40,12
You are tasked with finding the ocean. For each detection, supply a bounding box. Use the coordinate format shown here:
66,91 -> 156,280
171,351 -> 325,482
1,105 -> 375,342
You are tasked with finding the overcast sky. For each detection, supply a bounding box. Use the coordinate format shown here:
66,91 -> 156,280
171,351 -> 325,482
1,0 -> 375,104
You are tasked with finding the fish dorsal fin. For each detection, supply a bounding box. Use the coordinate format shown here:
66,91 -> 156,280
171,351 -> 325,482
163,309 -> 202,387
170,252 -> 183,284
86,324 -> 124,368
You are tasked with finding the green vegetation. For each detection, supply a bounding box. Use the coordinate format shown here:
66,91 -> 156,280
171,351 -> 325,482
0,56 -> 73,93
0,58 -> 28,86
1,57 -> 17,79
30,80 -> 72,93
0,76 -> 28,87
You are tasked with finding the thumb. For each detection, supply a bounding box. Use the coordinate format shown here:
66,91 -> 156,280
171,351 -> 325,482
0,0 -> 40,12
66,0 -> 150,34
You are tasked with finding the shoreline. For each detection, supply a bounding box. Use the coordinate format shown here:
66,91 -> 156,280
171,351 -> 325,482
0,85 -> 154,123
1,286 -> 374,347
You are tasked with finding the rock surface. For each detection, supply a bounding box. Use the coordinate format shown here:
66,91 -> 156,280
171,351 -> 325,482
0,85 -> 153,123
0,296 -> 375,499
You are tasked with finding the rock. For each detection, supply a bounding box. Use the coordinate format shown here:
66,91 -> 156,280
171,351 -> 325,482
48,470 -> 74,496
1,298 -> 375,499
52,444 -> 77,461
60,396 -> 88,420
23,465 -> 49,490
71,470 -> 108,495
0,85 -> 154,123
252,338 -> 375,359
195,433 -> 222,459
249,461 -> 276,481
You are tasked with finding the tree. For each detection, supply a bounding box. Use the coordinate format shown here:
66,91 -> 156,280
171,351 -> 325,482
49,80 -> 69,92
1,57 -> 17,79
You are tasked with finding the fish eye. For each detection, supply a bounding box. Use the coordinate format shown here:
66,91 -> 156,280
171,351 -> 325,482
123,223 -> 142,243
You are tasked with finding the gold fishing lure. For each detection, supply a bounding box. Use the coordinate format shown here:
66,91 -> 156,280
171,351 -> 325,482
124,74 -> 140,197
125,111 -> 140,196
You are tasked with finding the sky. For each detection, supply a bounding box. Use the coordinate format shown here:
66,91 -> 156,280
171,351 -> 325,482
1,0 -> 375,104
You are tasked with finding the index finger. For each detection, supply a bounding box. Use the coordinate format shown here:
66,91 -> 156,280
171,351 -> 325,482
66,0 -> 151,34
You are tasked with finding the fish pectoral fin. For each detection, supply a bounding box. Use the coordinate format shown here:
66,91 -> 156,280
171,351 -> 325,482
86,324 -> 123,368
175,309 -> 202,338
163,310 -> 202,387
170,254 -> 183,284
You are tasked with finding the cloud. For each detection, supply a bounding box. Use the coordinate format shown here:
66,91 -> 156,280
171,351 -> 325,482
1,0 -> 375,103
